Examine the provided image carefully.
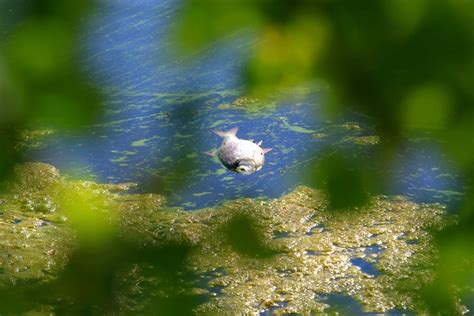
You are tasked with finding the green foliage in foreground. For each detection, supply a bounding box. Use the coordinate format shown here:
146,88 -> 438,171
0,0 -> 473,314
0,0 -> 100,178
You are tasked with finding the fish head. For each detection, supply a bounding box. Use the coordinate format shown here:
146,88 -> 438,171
235,159 -> 260,175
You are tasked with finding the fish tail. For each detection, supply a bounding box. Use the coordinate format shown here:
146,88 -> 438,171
214,127 -> 239,137
204,150 -> 217,157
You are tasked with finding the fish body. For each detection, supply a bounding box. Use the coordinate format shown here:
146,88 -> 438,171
212,127 -> 271,175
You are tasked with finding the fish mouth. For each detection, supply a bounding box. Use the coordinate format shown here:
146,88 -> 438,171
236,166 -> 254,175
235,162 -> 257,175
234,158 -> 260,175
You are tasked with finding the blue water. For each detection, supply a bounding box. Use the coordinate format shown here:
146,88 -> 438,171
29,0 -> 463,212
316,294 -> 415,316
350,258 -> 381,277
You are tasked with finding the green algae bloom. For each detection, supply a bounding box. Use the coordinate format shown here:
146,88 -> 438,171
279,116 -> 316,134
16,129 -> 55,150
0,163 -> 465,314
344,135 -> 381,146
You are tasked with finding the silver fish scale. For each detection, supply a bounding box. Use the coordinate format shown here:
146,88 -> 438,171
218,137 -> 264,171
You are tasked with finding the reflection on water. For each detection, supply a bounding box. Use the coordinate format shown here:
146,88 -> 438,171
28,0 -> 462,212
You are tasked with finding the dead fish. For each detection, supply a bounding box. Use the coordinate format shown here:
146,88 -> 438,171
207,127 -> 272,175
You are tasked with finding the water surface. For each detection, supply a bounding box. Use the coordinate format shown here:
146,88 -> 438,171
29,0 -> 462,211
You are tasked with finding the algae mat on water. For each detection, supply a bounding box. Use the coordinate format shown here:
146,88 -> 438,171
0,163 -> 456,314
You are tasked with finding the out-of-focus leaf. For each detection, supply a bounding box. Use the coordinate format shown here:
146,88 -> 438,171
174,0 -> 260,51
0,0 -> 101,183
5,19 -> 72,78
56,185 -> 117,248
442,115 -> 474,170
384,0 -> 429,37
222,213 -> 279,258
307,153 -> 374,210
400,84 -> 453,131
0,127 -> 20,180
246,16 -> 329,96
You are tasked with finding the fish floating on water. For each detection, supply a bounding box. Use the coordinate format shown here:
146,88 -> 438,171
207,127 -> 272,175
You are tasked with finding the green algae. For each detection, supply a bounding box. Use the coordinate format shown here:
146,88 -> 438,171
0,163 -> 465,314
180,202 -> 197,208
131,136 -> 159,147
278,116 -> 316,134
217,96 -> 278,114
123,150 -> 137,155
274,144 -> 296,155
286,125 -> 316,134
184,190 -> 454,314
186,152 -> 198,159
192,192 -> 212,197
215,168 -> 227,176
16,129 -> 55,150
312,133 -> 327,139
341,123 -> 363,131
0,164 -> 75,289
131,139 -> 148,147
344,135 -> 381,146
175,133 -> 194,139
209,119 -> 227,128
161,156 -> 173,163
110,156 -> 128,163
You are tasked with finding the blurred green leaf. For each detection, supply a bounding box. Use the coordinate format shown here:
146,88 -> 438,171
0,0 -> 101,183
384,0 -> 428,37
222,213 -> 279,258
400,84 -> 453,131
174,0 -> 260,51
308,153 -> 373,210
5,19 -> 72,78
